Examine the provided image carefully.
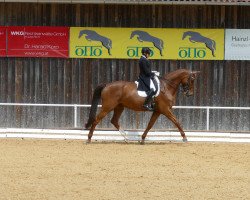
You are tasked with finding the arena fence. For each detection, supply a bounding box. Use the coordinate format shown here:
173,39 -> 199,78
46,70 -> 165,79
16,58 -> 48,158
0,103 -> 249,143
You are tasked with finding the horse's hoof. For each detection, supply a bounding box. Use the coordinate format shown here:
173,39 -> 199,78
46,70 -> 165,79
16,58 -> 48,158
85,139 -> 91,144
140,140 -> 145,145
182,138 -> 188,142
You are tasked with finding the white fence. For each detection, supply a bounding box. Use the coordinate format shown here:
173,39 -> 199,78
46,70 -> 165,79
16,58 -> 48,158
0,103 -> 249,130
0,103 -> 249,143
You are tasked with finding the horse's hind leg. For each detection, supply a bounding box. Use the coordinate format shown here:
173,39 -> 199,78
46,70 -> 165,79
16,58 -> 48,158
206,43 -> 215,57
111,105 -> 128,141
111,105 -> 124,130
87,107 -> 113,143
108,48 -> 111,55
212,49 -> 215,57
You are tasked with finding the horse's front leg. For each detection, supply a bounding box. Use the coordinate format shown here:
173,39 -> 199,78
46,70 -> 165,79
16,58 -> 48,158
163,108 -> 187,142
141,112 -> 160,145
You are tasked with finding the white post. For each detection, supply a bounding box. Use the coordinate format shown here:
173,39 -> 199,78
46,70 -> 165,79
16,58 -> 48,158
74,105 -> 78,128
206,107 -> 210,131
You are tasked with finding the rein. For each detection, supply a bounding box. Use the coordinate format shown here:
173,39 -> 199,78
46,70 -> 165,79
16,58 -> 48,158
159,76 -> 179,89
159,72 -> 193,94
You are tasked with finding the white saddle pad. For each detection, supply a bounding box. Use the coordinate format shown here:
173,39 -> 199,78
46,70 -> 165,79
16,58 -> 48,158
135,75 -> 160,97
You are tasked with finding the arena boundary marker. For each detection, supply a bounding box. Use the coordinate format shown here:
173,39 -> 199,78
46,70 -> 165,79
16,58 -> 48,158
0,128 -> 249,143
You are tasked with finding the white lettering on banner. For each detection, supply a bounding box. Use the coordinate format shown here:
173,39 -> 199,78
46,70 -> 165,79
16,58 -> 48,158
11,31 -> 25,36
225,29 -> 250,60
31,45 -> 59,50
10,31 -> 66,37
231,43 -> 250,48
41,32 -> 66,37
24,44 -> 59,50
24,51 -> 49,56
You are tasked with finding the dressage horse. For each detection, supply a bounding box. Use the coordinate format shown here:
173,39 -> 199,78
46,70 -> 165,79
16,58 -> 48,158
85,69 -> 200,144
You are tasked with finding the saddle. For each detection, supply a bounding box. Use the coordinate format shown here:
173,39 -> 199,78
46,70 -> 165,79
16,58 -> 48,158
135,71 -> 160,97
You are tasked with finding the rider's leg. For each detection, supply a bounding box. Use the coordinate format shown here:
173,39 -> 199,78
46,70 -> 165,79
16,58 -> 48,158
143,88 -> 155,111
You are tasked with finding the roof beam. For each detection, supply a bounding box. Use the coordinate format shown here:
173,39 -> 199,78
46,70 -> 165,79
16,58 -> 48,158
1,0 -> 250,6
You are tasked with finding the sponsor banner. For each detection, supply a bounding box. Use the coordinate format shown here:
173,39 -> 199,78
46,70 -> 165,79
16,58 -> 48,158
8,26 -> 69,58
225,29 -> 250,60
70,27 -> 167,59
0,26 -> 7,57
70,27 -> 224,60
170,29 -> 224,60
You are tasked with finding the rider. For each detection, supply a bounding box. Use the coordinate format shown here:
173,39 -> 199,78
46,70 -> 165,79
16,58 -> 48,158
139,47 -> 156,111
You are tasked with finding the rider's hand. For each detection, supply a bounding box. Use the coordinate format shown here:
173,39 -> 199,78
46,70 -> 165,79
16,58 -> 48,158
150,73 -> 155,78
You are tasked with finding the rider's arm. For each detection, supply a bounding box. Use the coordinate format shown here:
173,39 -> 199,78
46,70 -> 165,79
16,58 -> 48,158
141,59 -> 153,77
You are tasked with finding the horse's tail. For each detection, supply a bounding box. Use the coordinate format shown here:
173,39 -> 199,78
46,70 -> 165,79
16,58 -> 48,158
85,84 -> 106,129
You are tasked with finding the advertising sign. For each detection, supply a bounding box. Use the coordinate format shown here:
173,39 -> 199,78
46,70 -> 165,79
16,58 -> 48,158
169,29 -> 224,60
225,29 -> 250,60
70,27 -> 224,60
7,26 -> 69,58
0,26 -> 6,57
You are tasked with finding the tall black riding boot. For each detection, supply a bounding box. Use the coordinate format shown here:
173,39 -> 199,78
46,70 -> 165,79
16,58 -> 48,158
143,89 -> 155,111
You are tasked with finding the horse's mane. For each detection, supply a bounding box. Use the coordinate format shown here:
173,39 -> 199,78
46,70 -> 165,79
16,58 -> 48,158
163,69 -> 190,80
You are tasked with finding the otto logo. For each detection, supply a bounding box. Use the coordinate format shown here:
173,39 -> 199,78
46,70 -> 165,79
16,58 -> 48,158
178,47 -> 206,58
130,30 -> 164,56
75,46 -> 102,57
182,31 -> 216,57
127,46 -> 154,58
78,30 -> 112,55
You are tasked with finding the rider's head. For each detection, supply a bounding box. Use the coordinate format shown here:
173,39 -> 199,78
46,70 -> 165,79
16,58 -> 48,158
141,47 -> 151,58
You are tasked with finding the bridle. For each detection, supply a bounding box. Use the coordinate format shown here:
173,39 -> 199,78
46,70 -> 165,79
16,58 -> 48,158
181,74 -> 192,96
160,72 -> 193,96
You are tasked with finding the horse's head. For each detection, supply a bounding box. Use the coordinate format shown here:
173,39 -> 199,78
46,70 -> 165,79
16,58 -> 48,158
182,32 -> 189,40
79,30 -> 86,38
78,30 -> 92,38
181,71 -> 200,96
130,31 -> 139,39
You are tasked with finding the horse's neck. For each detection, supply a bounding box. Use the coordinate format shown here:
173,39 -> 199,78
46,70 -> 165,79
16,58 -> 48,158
162,70 -> 189,95
166,70 -> 188,85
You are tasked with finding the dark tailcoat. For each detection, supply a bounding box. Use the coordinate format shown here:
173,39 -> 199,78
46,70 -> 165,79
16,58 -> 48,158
138,56 -> 154,92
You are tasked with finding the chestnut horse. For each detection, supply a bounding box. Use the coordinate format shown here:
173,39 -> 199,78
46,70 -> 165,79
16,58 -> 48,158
85,69 -> 200,144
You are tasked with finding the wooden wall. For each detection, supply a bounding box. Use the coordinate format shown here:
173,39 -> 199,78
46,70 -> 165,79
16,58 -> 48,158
0,3 -> 249,131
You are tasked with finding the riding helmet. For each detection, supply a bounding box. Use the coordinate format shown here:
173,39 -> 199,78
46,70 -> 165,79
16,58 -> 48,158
141,47 -> 151,55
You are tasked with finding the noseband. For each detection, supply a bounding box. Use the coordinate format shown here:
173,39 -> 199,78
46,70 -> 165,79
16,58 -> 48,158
160,72 -> 193,96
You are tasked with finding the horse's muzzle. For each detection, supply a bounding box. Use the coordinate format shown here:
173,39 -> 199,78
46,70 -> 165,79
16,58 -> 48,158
183,90 -> 193,97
